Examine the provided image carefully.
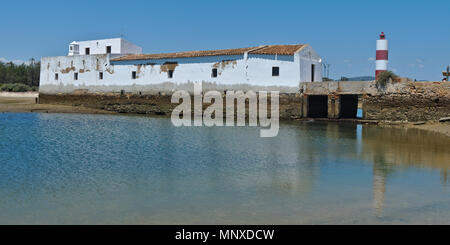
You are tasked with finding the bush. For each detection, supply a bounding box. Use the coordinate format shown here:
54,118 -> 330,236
375,71 -> 398,90
0,83 -> 34,92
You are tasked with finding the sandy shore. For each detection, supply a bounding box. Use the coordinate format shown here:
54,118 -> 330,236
366,120 -> 450,138
0,92 -> 115,114
404,121 -> 450,137
0,92 -> 39,98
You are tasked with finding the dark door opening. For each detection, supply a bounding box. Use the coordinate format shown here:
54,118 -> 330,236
308,95 -> 328,118
340,94 -> 359,118
311,64 -> 315,82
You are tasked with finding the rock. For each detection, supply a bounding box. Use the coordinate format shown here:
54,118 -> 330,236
413,121 -> 426,125
439,117 -> 450,122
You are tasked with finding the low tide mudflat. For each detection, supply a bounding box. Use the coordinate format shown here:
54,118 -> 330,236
0,92 -> 114,114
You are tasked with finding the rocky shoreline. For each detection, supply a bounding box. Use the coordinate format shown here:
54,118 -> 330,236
38,92 -> 303,120
379,120 -> 450,138
363,81 -> 450,121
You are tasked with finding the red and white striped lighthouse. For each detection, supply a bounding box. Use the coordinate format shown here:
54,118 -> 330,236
376,32 -> 388,79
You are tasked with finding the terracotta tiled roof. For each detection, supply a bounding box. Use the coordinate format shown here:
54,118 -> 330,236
111,44 -> 305,61
248,44 -> 305,55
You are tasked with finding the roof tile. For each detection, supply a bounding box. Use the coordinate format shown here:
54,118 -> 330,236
111,44 -> 305,61
249,44 -> 305,55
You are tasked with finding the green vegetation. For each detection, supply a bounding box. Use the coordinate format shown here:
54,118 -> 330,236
0,59 -> 40,92
376,71 -> 398,90
0,83 -> 37,92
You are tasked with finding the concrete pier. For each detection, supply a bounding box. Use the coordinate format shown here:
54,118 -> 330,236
327,94 -> 340,119
300,81 -> 450,122
300,81 -> 374,119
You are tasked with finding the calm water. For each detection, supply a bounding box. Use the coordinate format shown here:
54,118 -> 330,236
0,113 -> 449,224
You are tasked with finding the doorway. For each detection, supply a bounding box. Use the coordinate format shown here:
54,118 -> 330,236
307,95 -> 328,118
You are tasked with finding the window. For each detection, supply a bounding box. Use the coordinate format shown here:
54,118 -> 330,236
272,66 -> 279,76
106,46 -> 112,54
132,71 -> 137,79
211,68 -> 218,78
85,48 -> 90,55
311,64 -> 315,82
163,62 -> 177,79
74,72 -> 78,80
55,73 -> 58,80
99,72 -> 103,80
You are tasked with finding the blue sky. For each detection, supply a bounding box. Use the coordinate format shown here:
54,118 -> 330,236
0,0 -> 449,80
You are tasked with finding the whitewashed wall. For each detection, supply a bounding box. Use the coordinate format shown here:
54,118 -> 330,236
41,47 -> 322,94
297,45 -> 322,82
72,38 -> 142,55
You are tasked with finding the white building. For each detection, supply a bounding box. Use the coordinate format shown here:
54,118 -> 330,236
68,38 -> 142,56
40,39 -> 322,94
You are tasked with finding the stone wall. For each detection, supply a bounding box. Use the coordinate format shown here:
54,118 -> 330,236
363,82 -> 450,121
39,92 -> 303,120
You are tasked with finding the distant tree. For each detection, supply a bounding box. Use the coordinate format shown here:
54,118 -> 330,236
340,76 -> 349,81
0,59 -> 40,88
323,77 -> 334,81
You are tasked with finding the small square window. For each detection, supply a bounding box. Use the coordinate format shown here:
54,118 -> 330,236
211,68 -> 218,78
106,46 -> 112,54
55,73 -> 58,80
272,67 -> 279,76
168,70 -> 174,78
85,48 -> 90,55
132,71 -> 137,79
74,72 -> 78,80
99,72 -> 103,80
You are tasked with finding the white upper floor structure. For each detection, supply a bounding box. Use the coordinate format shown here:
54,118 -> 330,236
68,38 -> 142,56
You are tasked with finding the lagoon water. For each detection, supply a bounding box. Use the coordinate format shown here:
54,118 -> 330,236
0,113 -> 449,224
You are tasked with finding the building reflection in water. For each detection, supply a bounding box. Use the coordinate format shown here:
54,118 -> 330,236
294,122 -> 450,217
288,122 -> 450,217
361,125 -> 450,216
372,155 -> 392,217
373,167 -> 386,217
